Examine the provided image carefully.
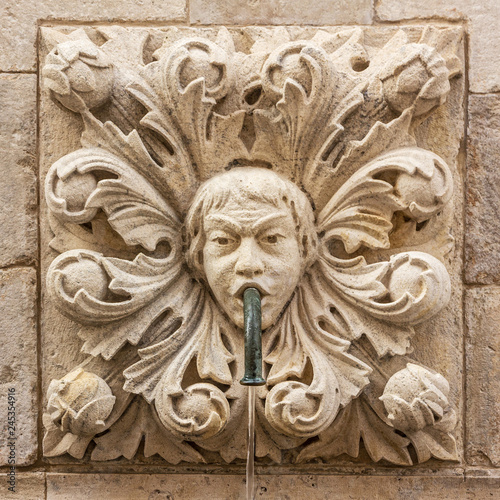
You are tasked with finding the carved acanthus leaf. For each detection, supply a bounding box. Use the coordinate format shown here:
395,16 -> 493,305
92,397 -> 204,463
254,41 -> 363,183
297,396 -> 413,465
46,249 -> 180,326
318,147 -> 453,253
317,250 -> 451,328
123,283 -> 235,404
46,147 -> 181,252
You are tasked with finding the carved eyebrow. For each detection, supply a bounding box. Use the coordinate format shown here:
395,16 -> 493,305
251,213 -> 290,232
204,214 -> 243,233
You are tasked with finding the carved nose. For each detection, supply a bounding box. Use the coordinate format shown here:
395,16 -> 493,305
235,239 -> 264,277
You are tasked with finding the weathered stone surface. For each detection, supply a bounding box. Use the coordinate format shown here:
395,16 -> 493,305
465,286 -> 500,466
46,473 -> 500,499
0,74 -> 37,267
190,0 -> 373,25
465,95 -> 500,284
0,0 -> 187,72
375,0 -> 500,93
39,25 -> 463,466
0,268 -> 38,466
5,473 -> 45,500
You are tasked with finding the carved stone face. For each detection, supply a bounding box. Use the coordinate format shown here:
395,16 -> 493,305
203,198 -> 302,329
185,167 -> 317,330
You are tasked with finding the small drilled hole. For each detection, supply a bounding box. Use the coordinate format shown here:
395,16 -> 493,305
351,59 -> 370,72
244,85 -> 262,105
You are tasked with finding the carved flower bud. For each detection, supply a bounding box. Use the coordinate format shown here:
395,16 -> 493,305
54,171 -> 98,213
43,39 -> 113,112
155,383 -> 230,439
179,46 -> 223,91
265,380 -> 340,438
380,44 -> 450,116
262,42 -> 324,102
166,39 -> 230,100
380,363 -> 450,432
46,368 -> 115,436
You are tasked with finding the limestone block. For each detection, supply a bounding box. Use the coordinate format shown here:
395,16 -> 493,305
465,286 -> 500,466
465,95 -> 500,285
0,0 -> 187,72
375,0 -> 500,93
4,473 -> 45,500
0,268 -> 38,466
0,74 -> 37,267
190,0 -> 373,25
46,473 -> 500,500
39,25 -> 464,466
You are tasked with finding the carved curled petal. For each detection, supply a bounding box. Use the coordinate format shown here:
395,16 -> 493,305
265,379 -> 339,438
318,147 -> 453,253
318,251 -> 451,327
77,284 -> 184,360
259,42 -> 358,183
47,249 -> 181,325
319,253 -> 389,301
262,42 -> 334,101
265,306 -> 345,440
406,427 -> 458,463
163,78 -> 247,182
87,181 -> 178,252
103,253 -> 180,295
159,39 -> 249,182
79,112 -> 189,212
42,414 -> 93,459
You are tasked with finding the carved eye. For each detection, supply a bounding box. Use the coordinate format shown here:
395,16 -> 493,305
215,237 -> 232,246
263,234 -> 279,244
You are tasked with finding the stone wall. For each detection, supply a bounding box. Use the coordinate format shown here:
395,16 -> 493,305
0,1 -> 499,498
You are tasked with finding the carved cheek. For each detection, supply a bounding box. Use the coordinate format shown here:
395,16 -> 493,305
203,250 -> 233,294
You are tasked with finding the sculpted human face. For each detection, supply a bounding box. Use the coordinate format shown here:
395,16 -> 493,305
202,198 -> 302,329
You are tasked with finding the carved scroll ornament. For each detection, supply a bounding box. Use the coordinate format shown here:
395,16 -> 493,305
42,26 -> 461,465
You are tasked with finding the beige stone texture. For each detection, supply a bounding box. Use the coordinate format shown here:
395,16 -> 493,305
0,268 -> 38,466
190,0 -> 373,25
465,95 -> 500,285
0,0 -> 187,72
465,286 -> 500,467
46,472 -> 500,499
0,0 -> 496,493
4,473 -> 45,500
376,0 -> 500,93
0,74 -> 37,267
37,25 -> 465,466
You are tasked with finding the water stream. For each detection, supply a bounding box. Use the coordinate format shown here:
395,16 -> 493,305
246,386 -> 256,500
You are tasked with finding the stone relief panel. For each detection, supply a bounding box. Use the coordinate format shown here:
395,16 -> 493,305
39,25 -> 464,466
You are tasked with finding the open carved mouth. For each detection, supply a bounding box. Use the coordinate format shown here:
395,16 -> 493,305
233,282 -> 270,301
